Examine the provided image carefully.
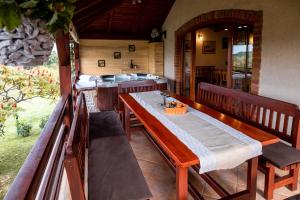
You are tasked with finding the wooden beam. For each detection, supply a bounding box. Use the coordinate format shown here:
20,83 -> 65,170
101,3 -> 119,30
78,32 -> 148,40
190,31 -> 196,101
74,0 -> 123,31
69,22 -> 79,43
132,2 -> 145,34
75,0 -> 104,15
55,29 -> 72,97
74,43 -> 80,79
107,11 -> 114,33
227,26 -> 233,88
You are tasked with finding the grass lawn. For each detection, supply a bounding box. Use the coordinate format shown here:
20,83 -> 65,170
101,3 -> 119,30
0,98 -> 56,199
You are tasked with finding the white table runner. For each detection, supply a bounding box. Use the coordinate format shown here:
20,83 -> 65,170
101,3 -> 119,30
129,91 -> 262,174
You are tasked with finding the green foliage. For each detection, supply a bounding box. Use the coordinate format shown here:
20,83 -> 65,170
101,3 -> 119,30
0,65 -> 60,135
46,50 -> 59,66
39,115 -> 49,129
0,1 -> 21,31
15,114 -> 32,137
0,0 -> 77,33
0,123 -> 4,136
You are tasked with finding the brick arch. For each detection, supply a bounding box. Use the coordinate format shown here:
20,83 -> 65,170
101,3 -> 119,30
174,9 -> 263,95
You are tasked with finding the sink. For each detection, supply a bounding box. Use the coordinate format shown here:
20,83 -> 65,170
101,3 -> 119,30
100,75 -> 115,82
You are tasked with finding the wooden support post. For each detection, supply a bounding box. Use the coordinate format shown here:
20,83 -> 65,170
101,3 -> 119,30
247,157 -> 258,200
64,157 -> 86,200
227,27 -> 233,88
56,29 -> 72,97
124,104 -> 131,140
176,166 -> 188,200
73,42 -> 80,110
56,29 -> 73,119
190,31 -> 196,101
74,43 -> 80,80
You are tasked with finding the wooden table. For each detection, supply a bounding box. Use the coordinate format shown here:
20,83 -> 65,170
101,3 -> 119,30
119,92 -> 279,200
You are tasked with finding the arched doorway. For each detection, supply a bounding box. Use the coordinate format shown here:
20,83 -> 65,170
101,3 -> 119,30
174,9 -> 263,99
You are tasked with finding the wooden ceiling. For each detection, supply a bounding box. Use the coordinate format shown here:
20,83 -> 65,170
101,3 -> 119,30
73,0 -> 175,40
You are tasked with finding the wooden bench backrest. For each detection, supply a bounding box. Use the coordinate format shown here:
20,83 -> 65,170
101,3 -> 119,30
118,80 -> 157,94
196,82 -> 300,148
118,80 -> 157,109
65,93 -> 88,200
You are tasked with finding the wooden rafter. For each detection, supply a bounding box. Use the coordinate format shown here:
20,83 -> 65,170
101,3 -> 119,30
74,0 -> 123,31
74,0 -> 175,40
107,11 -> 114,33
75,0 -> 104,15
78,32 -> 148,40
131,1 -> 145,34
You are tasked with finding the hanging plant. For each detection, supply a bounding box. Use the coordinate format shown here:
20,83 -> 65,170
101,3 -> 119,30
0,0 -> 77,66
0,0 -> 77,33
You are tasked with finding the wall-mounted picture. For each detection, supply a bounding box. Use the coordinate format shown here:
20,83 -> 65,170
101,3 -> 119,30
114,52 -> 121,59
222,37 -> 228,49
98,60 -> 105,67
128,45 -> 135,52
202,41 -> 216,54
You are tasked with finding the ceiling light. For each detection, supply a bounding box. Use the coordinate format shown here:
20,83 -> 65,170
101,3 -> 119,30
238,26 -> 242,29
132,0 -> 136,5
243,25 -> 248,28
224,28 -> 228,31
198,33 -> 203,40
137,0 -> 142,3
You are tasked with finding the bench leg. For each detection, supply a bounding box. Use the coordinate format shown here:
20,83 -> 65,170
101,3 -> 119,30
248,157 -> 258,200
288,165 -> 299,191
124,104 -> 131,140
264,164 -> 275,200
176,166 -> 188,200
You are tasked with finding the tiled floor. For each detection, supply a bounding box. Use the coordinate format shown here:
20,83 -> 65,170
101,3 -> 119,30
130,129 -> 300,200
83,90 -> 99,113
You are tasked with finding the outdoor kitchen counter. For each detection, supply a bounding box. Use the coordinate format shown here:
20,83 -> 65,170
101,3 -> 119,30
92,74 -> 167,110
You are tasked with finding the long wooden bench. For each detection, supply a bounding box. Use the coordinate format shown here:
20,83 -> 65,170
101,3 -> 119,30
64,93 -> 152,200
196,82 -> 300,200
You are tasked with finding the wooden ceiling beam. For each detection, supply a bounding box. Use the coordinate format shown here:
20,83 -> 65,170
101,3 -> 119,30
132,1 -> 146,34
75,0 -> 104,15
107,11 -> 114,33
79,32 -> 148,40
159,0 -> 176,28
74,0 -> 123,31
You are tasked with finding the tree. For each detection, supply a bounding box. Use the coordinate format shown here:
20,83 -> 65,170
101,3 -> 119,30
0,65 -> 60,135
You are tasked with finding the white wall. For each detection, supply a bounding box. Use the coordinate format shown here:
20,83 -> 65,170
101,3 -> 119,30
162,0 -> 300,106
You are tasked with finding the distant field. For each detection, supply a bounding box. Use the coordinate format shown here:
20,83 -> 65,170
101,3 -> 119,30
0,98 -> 56,199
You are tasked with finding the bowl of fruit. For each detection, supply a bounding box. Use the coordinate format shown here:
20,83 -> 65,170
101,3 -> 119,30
164,101 -> 188,115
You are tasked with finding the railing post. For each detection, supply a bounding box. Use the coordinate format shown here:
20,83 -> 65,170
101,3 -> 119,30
56,29 -> 73,121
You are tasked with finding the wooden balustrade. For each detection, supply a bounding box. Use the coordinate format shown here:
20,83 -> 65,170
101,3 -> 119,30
64,93 -> 88,200
4,95 -> 71,200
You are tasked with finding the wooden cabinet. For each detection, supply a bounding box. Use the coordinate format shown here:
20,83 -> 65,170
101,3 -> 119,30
148,42 -> 164,76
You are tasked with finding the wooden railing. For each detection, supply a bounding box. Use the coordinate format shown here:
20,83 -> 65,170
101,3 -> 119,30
64,93 -> 88,200
4,95 -> 72,200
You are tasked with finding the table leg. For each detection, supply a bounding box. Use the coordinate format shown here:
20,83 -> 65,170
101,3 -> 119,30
247,157 -> 258,200
124,104 -> 131,140
176,166 -> 188,200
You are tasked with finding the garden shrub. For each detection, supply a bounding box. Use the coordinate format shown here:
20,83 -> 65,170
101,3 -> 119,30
39,115 -> 49,129
15,114 -> 32,137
